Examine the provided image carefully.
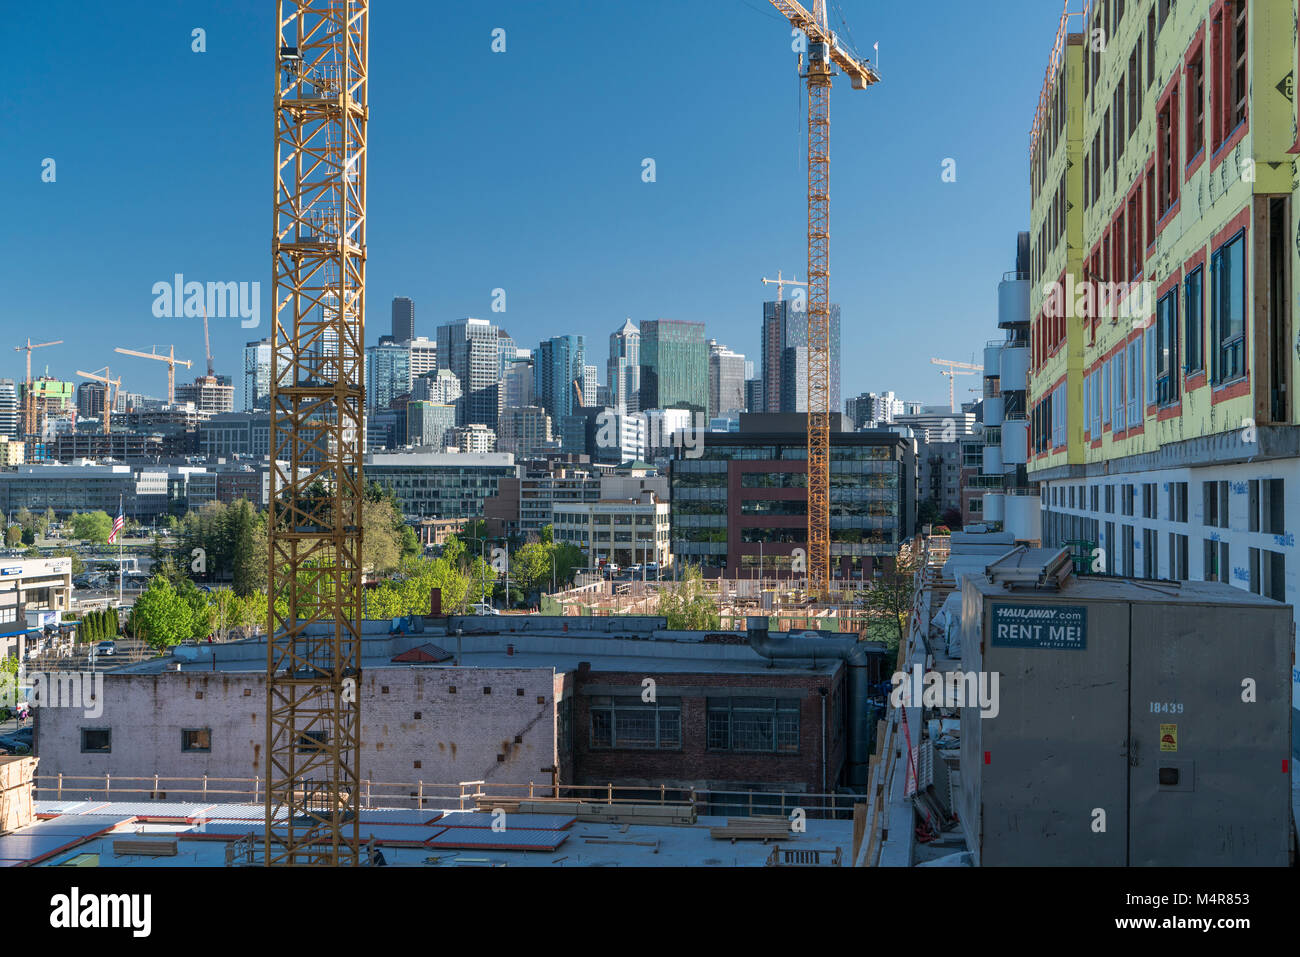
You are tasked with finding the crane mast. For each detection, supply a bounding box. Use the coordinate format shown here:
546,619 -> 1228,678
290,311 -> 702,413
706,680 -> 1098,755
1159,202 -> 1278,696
267,0 -> 368,866
768,0 -> 879,596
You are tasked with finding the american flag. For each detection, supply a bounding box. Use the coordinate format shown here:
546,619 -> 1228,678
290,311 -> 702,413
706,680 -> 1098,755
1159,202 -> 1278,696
108,510 -> 124,545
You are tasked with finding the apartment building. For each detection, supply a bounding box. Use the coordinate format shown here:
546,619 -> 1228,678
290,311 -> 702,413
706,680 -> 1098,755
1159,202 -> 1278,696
1027,0 -> 1300,749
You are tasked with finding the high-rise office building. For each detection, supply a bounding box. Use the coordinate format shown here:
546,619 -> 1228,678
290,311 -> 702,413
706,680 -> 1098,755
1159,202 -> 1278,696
405,401 -> 456,450
366,340 -> 412,412
607,318 -> 641,412
413,368 -> 462,407
391,297 -> 415,342
582,365 -> 599,407
760,300 -> 840,414
0,380 -> 19,439
407,337 -> 438,384
708,340 -> 747,418
502,355 -> 534,409
76,381 -> 108,419
639,319 -> 707,414
436,318 -> 499,428
242,339 -> 272,412
537,335 -> 586,452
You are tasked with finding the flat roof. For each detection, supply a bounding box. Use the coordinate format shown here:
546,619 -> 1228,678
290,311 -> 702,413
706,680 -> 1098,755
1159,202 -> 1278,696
22,803 -> 856,868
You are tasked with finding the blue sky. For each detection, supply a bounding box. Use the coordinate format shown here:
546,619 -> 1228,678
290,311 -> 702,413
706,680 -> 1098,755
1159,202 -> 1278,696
1,0 -> 1064,408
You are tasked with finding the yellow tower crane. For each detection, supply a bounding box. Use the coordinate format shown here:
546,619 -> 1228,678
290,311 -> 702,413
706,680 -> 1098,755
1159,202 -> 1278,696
931,357 -> 983,413
13,338 -> 62,437
76,367 -> 122,435
267,0 -> 368,867
113,346 -> 192,404
767,0 -> 880,596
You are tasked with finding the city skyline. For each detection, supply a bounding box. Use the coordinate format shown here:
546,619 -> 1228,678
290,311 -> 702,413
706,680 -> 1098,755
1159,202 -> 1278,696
3,1 -> 1060,408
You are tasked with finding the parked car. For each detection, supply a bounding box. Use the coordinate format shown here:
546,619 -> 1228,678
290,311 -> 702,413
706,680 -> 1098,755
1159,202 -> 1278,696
468,603 -> 501,616
0,727 -> 34,754
96,640 -> 117,657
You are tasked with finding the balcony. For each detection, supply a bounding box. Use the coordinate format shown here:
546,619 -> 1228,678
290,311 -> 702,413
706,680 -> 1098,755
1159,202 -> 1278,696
999,343 -> 1030,389
1001,418 -> 1029,466
998,272 -> 1030,328
981,492 -> 1005,523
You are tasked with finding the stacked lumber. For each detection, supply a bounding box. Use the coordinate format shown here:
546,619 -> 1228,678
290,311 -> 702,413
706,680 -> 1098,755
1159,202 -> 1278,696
112,839 -> 178,857
709,816 -> 793,842
0,756 -> 37,833
510,800 -> 697,826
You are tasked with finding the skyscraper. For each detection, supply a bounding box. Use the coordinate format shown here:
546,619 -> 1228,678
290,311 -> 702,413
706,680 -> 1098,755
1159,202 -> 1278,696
607,318 -> 641,412
365,340 -> 412,412
391,297 -> 415,342
639,319 -> 707,414
708,340 -> 747,418
242,339 -> 272,412
760,300 -> 840,413
0,380 -> 19,439
436,318 -> 499,428
537,335 -> 586,452
582,365 -> 599,407
407,337 -> 438,383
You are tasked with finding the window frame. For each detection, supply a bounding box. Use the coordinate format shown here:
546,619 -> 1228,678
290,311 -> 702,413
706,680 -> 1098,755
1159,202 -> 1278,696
1210,228 -> 1247,386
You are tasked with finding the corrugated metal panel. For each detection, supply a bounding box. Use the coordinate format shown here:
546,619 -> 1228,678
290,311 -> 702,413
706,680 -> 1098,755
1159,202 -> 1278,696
73,801 -> 210,820
426,828 -> 570,851
436,811 -> 575,830
0,814 -> 135,865
358,808 -> 444,826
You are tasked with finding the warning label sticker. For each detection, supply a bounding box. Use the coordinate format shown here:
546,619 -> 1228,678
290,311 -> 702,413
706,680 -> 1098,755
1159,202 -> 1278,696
1159,724 -> 1178,752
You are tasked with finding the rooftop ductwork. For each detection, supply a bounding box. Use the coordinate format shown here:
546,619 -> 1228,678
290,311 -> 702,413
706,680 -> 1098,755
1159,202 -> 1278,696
745,616 -> 878,787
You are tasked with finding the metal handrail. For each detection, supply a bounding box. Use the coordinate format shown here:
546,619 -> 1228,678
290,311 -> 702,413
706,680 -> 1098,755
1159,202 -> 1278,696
34,774 -> 865,820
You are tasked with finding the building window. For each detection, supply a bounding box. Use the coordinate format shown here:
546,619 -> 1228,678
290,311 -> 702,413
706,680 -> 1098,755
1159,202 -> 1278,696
1169,533 -> 1189,579
1142,528 -> 1160,578
1187,41 -> 1206,162
707,697 -> 801,753
589,695 -> 681,750
1122,525 -> 1136,577
1122,484 -> 1136,517
1157,86 -> 1180,217
1248,478 -> 1285,535
1105,485 -> 1116,514
1204,538 -> 1230,582
1169,481 -> 1189,523
1213,1 -> 1248,151
1203,480 -> 1230,528
1142,483 -> 1158,519
1211,230 -> 1246,384
1155,287 -> 1180,404
182,728 -> 211,753
1249,547 -> 1285,602
297,730 -> 328,754
1090,485 -> 1100,512
80,728 -> 111,753
1185,265 -> 1205,373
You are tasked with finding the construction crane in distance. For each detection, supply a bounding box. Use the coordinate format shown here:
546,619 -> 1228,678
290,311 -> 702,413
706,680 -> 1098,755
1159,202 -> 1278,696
931,357 -> 983,413
200,302 -> 215,379
76,367 -> 122,435
13,338 -> 62,437
114,346 -> 192,404
761,271 -> 807,303
766,0 -> 880,597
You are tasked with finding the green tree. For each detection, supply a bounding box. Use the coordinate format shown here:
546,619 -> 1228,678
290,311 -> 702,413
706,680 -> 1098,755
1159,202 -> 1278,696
361,497 -> 403,576
72,511 -> 113,544
15,507 -> 35,534
511,541 -> 554,597
657,564 -> 720,630
175,578 -> 214,640
52,547 -> 85,576
128,577 -> 195,648
863,547 -> 919,655
4,526 -> 19,548
19,528 -> 35,546
398,524 -> 420,560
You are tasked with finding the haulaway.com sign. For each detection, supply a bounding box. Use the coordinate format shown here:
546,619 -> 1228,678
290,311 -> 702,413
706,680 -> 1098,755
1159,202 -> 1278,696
990,604 -> 1087,650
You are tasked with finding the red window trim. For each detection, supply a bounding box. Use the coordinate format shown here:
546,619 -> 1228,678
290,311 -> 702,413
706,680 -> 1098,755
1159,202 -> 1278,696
1184,21 -> 1209,178
1208,0 -> 1250,173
